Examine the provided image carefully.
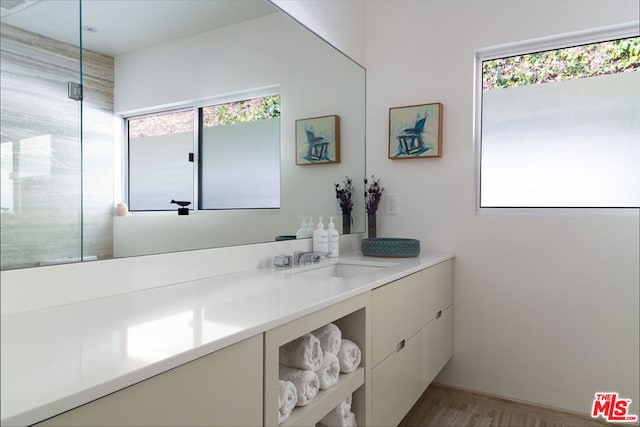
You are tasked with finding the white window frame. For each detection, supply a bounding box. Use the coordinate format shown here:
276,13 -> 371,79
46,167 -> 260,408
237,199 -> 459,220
474,22 -> 640,215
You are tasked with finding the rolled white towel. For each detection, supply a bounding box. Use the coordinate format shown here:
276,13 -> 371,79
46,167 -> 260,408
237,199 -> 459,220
344,393 -> 352,412
318,399 -> 357,427
311,323 -> 342,354
279,365 -> 319,406
343,412 -> 357,427
278,380 -> 297,424
280,333 -> 323,371
315,351 -> 340,390
317,412 -> 357,427
337,339 -> 361,373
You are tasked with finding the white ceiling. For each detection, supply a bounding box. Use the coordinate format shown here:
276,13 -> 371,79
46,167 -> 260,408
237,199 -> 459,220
0,0 -> 277,57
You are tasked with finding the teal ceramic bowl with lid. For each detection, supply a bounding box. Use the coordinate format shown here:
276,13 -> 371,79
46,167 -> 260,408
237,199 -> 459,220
361,238 -> 420,258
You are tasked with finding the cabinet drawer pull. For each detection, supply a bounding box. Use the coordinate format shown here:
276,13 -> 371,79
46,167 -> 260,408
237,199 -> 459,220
436,310 -> 442,319
396,339 -> 406,352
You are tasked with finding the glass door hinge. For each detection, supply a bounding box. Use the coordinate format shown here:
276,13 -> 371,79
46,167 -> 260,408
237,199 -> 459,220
68,81 -> 83,101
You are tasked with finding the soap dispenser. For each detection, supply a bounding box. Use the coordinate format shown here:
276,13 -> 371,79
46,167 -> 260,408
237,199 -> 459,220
327,216 -> 339,258
296,217 -> 308,239
305,217 -> 315,238
313,216 -> 329,253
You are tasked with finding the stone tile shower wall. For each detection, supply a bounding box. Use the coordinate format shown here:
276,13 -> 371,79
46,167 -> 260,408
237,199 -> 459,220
0,23 -> 114,270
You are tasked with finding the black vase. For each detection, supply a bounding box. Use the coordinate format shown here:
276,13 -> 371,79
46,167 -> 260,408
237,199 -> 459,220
367,213 -> 377,238
342,213 -> 352,234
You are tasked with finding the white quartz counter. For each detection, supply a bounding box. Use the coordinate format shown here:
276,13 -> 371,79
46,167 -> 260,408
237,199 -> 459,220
0,251 -> 453,426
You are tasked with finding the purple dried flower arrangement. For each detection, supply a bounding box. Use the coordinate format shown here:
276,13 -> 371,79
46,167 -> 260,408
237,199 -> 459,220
334,176 -> 354,214
364,175 -> 384,214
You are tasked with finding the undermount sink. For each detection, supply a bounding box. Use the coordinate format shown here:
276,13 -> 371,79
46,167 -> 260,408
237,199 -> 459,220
293,260 -> 395,279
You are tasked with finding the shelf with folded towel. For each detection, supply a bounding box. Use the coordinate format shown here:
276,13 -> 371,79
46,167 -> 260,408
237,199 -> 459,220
316,392 -> 357,427
281,368 -> 363,427
264,292 -> 369,427
276,319 -> 364,425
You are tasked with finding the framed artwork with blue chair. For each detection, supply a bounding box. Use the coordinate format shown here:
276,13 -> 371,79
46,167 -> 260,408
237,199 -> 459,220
296,115 -> 340,165
389,103 -> 442,159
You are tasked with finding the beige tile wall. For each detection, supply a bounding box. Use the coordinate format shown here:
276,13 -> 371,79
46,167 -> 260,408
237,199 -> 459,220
0,23 -> 114,269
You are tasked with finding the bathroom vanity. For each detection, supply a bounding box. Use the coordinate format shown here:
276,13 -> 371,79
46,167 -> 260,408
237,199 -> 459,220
1,252 -> 453,427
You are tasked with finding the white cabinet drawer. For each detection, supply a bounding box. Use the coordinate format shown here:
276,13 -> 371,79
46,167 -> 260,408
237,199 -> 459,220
422,259 -> 453,325
421,305 -> 453,388
371,272 -> 422,367
370,332 -> 423,427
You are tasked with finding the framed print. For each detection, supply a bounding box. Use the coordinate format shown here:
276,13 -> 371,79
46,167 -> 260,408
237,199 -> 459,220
296,115 -> 340,165
389,102 -> 442,159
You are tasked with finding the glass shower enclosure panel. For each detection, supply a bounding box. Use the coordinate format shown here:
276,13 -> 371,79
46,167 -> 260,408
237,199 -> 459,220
0,1 -> 83,270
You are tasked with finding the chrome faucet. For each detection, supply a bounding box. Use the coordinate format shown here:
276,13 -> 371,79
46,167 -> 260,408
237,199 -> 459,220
293,251 -> 331,266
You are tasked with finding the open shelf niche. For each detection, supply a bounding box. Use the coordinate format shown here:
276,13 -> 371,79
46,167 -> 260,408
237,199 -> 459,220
264,292 -> 370,427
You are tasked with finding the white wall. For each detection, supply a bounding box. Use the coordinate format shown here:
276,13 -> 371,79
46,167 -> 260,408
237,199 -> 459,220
365,0 -> 639,415
271,0 -> 366,67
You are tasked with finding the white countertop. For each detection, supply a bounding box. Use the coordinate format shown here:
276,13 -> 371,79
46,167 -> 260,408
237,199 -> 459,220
0,251 -> 453,426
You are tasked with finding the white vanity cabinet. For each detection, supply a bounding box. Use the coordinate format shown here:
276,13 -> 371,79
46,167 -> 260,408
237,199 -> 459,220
264,292 -> 370,427
37,334 -> 264,427
370,260 -> 454,427
370,272 -> 424,427
4,253 -> 454,427
421,259 -> 453,387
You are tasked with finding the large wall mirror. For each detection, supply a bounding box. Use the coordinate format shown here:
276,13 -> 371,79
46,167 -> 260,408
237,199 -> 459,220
0,0 -> 365,270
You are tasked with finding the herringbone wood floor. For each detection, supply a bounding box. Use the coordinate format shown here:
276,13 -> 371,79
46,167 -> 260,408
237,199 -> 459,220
399,384 -> 633,427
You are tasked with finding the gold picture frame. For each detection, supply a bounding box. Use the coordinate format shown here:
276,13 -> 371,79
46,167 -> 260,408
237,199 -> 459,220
296,115 -> 340,165
389,103 -> 442,159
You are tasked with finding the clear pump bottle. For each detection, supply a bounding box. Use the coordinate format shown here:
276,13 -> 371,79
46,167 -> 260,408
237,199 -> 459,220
296,217 -> 308,239
306,217 -> 315,238
327,216 -> 339,257
313,216 -> 329,253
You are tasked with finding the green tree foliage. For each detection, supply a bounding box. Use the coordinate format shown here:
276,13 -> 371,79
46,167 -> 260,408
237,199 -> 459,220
203,95 -> 281,127
128,95 -> 281,137
483,37 -> 640,90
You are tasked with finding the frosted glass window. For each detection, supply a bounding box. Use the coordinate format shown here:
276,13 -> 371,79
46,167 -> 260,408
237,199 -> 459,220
128,110 -> 194,211
479,36 -> 640,208
201,118 -> 280,209
125,93 -> 280,211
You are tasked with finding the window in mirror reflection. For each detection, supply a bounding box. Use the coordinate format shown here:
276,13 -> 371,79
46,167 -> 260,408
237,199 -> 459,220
201,96 -> 280,209
128,110 -> 195,211
126,93 -> 281,212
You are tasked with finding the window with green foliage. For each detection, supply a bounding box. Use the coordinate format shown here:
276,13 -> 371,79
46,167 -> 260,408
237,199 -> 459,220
482,38 -> 639,89
127,93 -> 281,211
203,95 -> 281,127
477,29 -> 639,209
